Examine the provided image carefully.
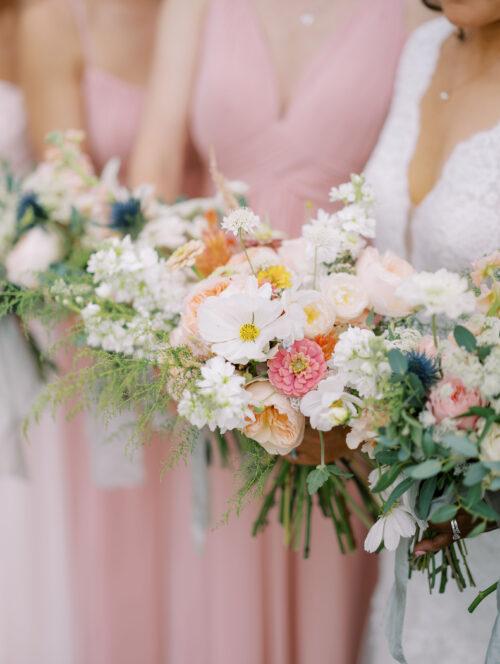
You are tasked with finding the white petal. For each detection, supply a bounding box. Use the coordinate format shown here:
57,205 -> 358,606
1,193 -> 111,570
364,518 -> 385,553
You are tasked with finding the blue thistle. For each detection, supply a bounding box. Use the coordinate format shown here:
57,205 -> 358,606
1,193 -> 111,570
405,351 -> 440,391
16,192 -> 48,232
110,198 -> 145,238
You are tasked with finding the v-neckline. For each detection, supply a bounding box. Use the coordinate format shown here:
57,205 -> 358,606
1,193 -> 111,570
408,19 -> 500,214
242,0 -> 370,123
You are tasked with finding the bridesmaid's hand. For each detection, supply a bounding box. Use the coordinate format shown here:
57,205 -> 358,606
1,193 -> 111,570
414,512 -> 497,555
287,425 -> 352,466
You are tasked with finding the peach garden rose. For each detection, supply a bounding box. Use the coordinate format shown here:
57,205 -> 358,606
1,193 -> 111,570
243,381 -> 305,455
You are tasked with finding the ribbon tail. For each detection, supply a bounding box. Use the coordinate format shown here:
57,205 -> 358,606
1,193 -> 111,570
0,316 -> 42,479
384,539 -> 410,664
486,582 -> 500,664
191,429 -> 210,553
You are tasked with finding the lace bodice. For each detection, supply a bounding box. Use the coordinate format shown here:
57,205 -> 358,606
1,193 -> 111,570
366,18 -> 500,272
0,81 -> 32,176
361,18 -> 500,664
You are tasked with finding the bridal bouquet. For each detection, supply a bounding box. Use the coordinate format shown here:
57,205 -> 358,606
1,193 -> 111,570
339,251 -> 500,592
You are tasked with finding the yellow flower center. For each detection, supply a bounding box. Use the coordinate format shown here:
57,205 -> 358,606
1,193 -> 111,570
336,287 -> 352,305
329,399 -> 344,410
257,265 -> 292,290
239,323 -> 260,342
304,304 -> 320,325
290,353 -> 309,374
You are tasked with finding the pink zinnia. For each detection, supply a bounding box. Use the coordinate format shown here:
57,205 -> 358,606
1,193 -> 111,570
268,339 -> 327,397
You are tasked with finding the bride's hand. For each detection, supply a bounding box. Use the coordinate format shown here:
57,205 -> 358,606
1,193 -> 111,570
287,425 -> 353,466
414,512 -> 497,555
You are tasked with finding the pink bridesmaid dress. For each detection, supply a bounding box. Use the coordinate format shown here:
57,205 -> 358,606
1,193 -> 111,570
182,1 -> 406,663
63,1 -> 406,663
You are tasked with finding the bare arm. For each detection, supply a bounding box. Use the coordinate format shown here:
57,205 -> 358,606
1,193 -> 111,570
19,0 -> 85,158
128,0 -> 207,199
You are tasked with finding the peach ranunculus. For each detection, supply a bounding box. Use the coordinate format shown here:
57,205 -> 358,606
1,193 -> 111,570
243,381 -> 305,455
181,276 -> 230,338
356,247 -> 415,317
429,377 -> 483,431
321,273 -> 369,323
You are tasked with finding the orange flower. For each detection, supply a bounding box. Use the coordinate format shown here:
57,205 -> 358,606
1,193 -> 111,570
194,211 -> 236,277
314,330 -> 337,361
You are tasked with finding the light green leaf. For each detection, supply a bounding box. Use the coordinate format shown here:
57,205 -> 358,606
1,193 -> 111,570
388,349 -> 409,375
443,433 -> 478,458
430,503 -> 458,523
463,462 -> 488,487
306,466 -> 330,495
408,459 -> 442,480
453,325 -> 477,353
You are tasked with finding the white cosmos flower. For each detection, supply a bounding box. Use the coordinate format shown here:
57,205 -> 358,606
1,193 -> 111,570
364,469 -> 427,553
329,174 -> 374,207
221,207 -> 261,237
396,269 -> 476,319
300,374 -> 361,431
197,283 -> 286,364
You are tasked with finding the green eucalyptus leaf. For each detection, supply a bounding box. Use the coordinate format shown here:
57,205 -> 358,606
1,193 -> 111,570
306,466 -> 330,496
467,521 -> 487,538
443,433 -> 478,458
372,464 -> 404,493
430,503 -> 458,523
463,462 -> 488,487
464,483 -> 483,509
388,349 -> 409,375
382,477 -> 415,515
453,325 -> 477,352
490,477 -> 500,492
422,431 -> 436,457
375,450 -> 399,465
468,500 -> 500,522
408,459 -> 442,480
417,476 -> 438,520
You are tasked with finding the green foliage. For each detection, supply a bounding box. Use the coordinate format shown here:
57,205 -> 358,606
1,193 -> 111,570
306,466 -> 330,495
430,503 -> 458,523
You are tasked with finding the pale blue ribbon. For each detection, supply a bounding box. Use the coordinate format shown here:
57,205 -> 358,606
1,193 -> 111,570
486,582 -> 500,664
191,430 -> 210,552
385,539 -> 500,663
384,539 -> 410,664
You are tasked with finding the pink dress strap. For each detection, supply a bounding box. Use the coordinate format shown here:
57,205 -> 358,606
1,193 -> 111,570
67,0 -> 94,63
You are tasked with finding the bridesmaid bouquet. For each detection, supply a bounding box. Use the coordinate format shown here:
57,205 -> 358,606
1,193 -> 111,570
340,251 -> 499,593
156,173 -> 403,554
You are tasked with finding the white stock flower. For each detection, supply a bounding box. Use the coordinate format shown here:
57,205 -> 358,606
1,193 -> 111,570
139,212 -> 189,251
337,203 -> 376,239
300,374 -> 361,431
396,269 -> 476,319
331,327 -> 391,398
221,207 -> 261,237
178,357 -> 253,433
302,209 -> 343,263
329,174 -> 374,207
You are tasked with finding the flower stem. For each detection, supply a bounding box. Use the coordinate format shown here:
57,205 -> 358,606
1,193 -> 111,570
468,582 -> 498,613
431,314 -> 439,349
319,430 -> 325,468
238,231 -> 256,276
313,246 -> 318,290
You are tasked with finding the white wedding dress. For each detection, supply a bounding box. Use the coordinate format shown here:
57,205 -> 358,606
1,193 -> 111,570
360,18 -> 500,664
0,80 -> 76,663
